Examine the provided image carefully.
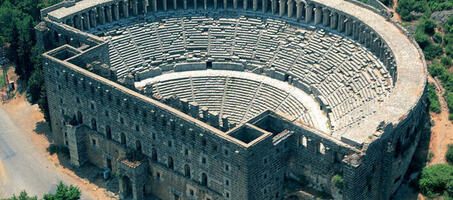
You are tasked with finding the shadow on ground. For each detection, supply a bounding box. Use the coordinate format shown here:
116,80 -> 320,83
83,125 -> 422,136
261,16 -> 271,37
34,121 -> 120,199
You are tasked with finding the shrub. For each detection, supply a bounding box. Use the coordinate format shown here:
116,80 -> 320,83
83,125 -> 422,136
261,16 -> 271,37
428,62 -> 446,77
441,56 -> 452,67
434,33 -> 443,43
446,91 -> 453,111
447,45 -> 453,57
332,174 -> 344,189
424,44 -> 444,60
419,19 -> 437,35
428,83 -> 441,113
415,31 -> 431,48
419,164 -> 453,197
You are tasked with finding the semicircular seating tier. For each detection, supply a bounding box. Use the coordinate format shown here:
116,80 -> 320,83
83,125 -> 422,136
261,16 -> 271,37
135,70 -> 330,132
90,11 -> 393,133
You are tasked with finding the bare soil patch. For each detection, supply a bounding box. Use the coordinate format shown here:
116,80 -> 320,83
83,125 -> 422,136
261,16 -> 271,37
427,76 -> 453,166
1,94 -> 119,200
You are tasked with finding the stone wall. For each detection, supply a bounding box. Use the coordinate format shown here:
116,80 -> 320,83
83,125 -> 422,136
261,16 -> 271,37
39,0 -> 428,199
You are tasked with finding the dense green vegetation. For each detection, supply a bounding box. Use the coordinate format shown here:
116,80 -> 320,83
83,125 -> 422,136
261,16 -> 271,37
396,0 -> 453,121
427,83 -> 441,113
396,0 -> 453,21
0,0 -> 61,121
0,182 -> 81,200
419,164 -> 453,198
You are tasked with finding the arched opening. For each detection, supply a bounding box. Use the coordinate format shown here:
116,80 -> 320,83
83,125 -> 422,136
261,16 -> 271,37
201,172 -> 208,186
168,156 -> 174,170
136,140 -> 142,154
77,111 -> 83,124
91,118 -> 97,131
184,164 -> 191,178
106,125 -> 112,139
120,132 -> 127,145
151,148 -> 158,161
121,176 -> 133,198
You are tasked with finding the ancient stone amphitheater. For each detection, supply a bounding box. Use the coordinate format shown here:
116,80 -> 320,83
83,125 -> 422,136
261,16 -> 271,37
37,0 -> 428,199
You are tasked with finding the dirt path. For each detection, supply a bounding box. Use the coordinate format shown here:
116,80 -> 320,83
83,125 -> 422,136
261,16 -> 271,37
427,76 -> 453,165
391,0 -> 402,22
1,94 -> 118,199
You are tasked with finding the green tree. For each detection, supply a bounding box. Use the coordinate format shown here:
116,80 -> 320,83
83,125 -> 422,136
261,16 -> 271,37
424,44 -> 444,60
441,56 -> 452,67
415,31 -> 431,49
427,83 -> 441,113
1,183 -> 80,200
419,164 -> 453,197
1,191 -> 38,200
42,182 -> 81,200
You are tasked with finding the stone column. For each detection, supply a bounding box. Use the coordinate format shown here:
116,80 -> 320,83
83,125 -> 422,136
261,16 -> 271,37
369,33 -> 376,49
106,5 -> 113,22
224,0 -> 227,9
305,4 -> 313,23
253,0 -> 257,11
279,0 -> 285,17
322,8 -> 329,26
214,0 -> 218,9
152,0 -> 157,11
142,0 -> 148,14
90,9 -> 97,28
184,0 -> 188,9
338,14 -> 344,32
98,7 -> 105,24
345,18 -> 352,36
194,0 -> 198,9
233,0 -> 238,9
352,21 -> 359,40
204,0 -> 207,9
113,3 -> 120,20
262,0 -> 268,13
58,33 -> 66,45
330,12 -> 337,29
83,12 -> 90,30
163,0 -> 168,11
132,0 -> 138,15
314,6 -> 321,25
271,0 -> 277,14
296,2 -> 302,21
359,29 -> 366,44
123,0 -> 129,18
244,0 -> 248,10
287,0 -> 293,18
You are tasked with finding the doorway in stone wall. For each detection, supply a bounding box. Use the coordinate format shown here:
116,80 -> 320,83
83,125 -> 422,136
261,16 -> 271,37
106,158 -> 112,171
121,176 -> 133,199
